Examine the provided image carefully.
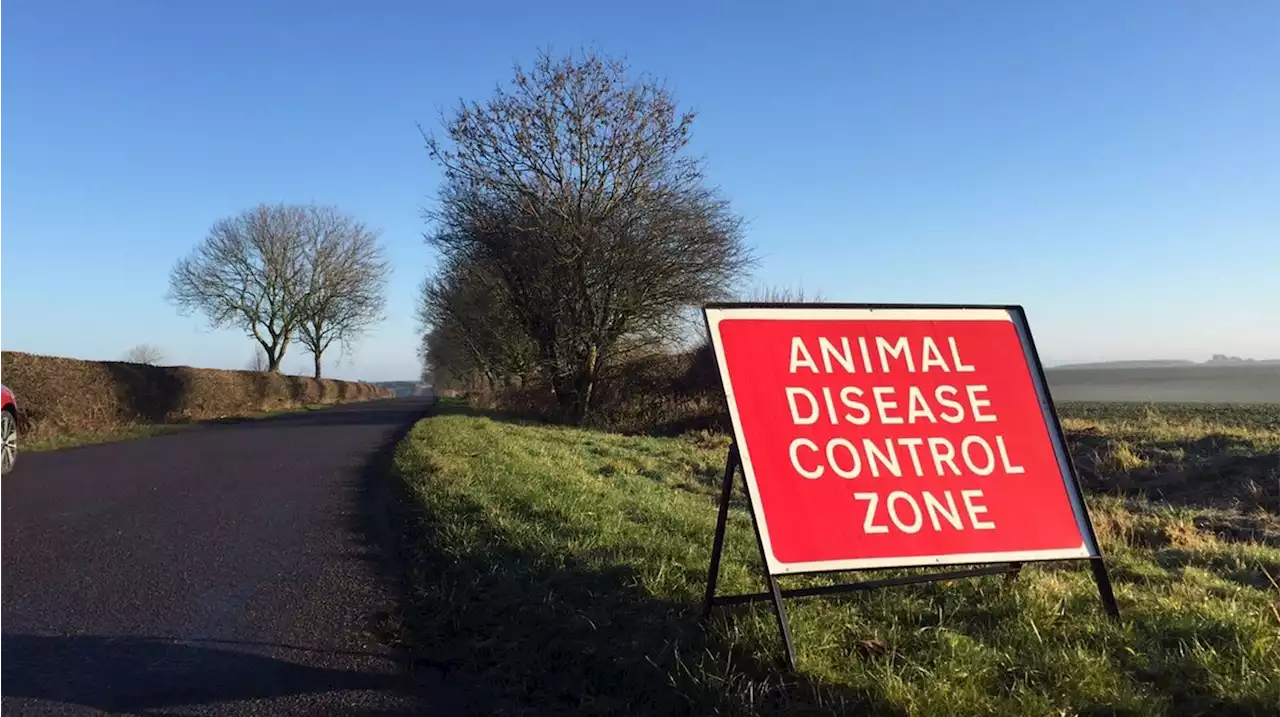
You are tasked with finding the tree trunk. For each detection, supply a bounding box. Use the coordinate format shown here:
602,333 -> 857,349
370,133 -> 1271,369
313,353 -> 323,379
575,344 -> 599,425
552,360 -> 598,425
572,372 -> 594,425
549,371 -> 580,423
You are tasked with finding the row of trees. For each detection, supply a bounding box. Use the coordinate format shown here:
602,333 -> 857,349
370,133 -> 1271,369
417,50 -> 756,422
168,203 -> 391,377
121,342 -> 313,375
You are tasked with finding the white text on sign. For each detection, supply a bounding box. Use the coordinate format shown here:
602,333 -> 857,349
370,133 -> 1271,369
783,334 -> 1027,536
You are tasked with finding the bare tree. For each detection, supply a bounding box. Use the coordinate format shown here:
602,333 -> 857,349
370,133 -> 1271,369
423,48 -> 755,422
123,344 -> 164,365
247,346 -> 270,371
296,206 -> 391,378
743,284 -> 827,303
168,204 -> 310,372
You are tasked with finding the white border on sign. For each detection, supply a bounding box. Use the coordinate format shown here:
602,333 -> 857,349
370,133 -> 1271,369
704,305 -> 1099,576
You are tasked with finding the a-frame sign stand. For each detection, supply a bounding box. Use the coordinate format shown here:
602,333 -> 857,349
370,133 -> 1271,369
702,443 -> 797,666
698,303 -> 1122,670
701,443 -> 1121,669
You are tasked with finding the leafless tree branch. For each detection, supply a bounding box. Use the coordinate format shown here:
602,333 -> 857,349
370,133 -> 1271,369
421,48 -> 756,422
167,203 -> 311,372
169,203 -> 389,376
295,206 -> 391,378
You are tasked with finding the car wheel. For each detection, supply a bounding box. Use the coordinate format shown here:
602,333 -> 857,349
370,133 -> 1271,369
1,410 -> 17,475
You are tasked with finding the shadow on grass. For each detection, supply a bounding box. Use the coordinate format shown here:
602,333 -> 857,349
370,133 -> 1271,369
434,395 -> 730,438
1110,614 -> 1280,717
387,476 -> 902,716
1068,428 -> 1280,516
644,412 -> 731,437
1151,547 -> 1280,591
430,397 -> 553,426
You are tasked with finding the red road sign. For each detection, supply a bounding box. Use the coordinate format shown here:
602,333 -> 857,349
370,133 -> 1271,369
705,305 -> 1099,575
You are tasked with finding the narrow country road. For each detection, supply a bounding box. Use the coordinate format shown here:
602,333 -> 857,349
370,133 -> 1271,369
2,397 -> 444,716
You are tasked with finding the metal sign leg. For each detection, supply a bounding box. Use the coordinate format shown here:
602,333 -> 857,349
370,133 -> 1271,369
1091,557 -> 1121,619
741,465 -> 797,670
701,444 -> 797,669
702,445 -> 738,622
699,449 -> 1115,670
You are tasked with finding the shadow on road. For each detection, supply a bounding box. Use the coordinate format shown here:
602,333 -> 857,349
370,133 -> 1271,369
2,397 -> 444,715
341,398 -> 459,710
0,633 -> 406,713
201,399 -> 423,431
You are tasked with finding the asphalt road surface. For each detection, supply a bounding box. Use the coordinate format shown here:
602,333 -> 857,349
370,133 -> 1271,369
2,397 -> 447,716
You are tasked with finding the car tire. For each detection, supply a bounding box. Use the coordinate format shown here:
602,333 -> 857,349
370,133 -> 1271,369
1,409 -> 17,476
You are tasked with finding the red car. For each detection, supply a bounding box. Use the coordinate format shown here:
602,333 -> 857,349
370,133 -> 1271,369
2,385 -> 17,475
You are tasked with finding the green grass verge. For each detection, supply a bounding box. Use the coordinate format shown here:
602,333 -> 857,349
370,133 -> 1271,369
392,401 -> 1280,716
22,403 -> 336,453
23,424 -> 189,452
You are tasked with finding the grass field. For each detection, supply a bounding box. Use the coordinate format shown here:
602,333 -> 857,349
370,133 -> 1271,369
391,401 -> 1280,716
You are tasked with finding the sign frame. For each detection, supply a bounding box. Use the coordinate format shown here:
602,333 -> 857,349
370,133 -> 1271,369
699,302 -> 1119,668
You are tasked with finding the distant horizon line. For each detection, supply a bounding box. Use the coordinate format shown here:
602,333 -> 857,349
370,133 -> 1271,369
1044,357 -> 1280,369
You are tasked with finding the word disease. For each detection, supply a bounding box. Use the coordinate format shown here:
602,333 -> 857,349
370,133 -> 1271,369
783,334 -> 1025,536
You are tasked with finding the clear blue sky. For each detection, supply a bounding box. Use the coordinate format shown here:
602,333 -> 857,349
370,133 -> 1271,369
5,1 -> 1278,381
